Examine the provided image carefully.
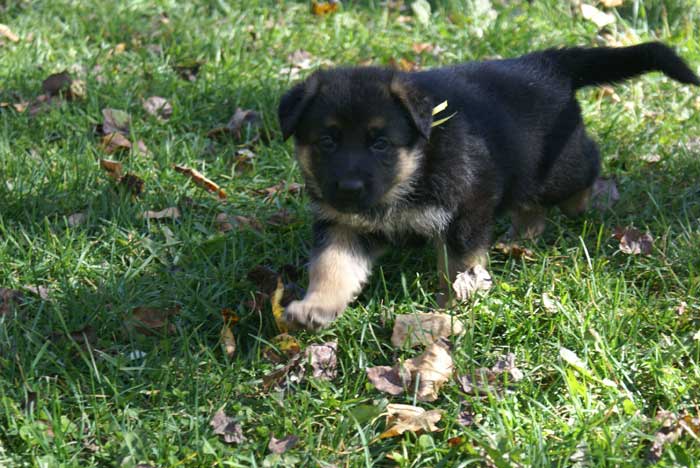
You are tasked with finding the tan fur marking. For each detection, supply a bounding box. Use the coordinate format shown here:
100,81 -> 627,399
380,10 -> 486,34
508,205 -> 546,240
436,239 -> 487,292
294,144 -> 322,198
285,225 -> 373,329
559,187 -> 592,217
380,147 -> 421,205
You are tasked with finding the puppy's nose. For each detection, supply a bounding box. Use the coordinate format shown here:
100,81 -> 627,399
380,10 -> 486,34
337,178 -> 365,198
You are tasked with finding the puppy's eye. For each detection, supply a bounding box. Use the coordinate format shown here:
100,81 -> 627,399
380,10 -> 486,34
317,135 -> 337,152
371,137 -> 391,152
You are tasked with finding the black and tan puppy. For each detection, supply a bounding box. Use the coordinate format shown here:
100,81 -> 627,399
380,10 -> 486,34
278,42 -> 699,330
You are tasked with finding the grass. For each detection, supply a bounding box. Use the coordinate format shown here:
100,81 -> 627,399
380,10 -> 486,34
1,0 -> 699,466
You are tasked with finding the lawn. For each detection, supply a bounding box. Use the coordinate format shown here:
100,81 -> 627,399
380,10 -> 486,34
1,0 -> 699,466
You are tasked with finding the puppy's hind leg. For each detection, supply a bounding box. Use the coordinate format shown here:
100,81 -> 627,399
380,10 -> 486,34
558,186 -> 592,217
284,222 -> 381,330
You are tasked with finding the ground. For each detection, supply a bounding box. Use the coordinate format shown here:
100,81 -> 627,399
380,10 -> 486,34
1,0 -> 699,466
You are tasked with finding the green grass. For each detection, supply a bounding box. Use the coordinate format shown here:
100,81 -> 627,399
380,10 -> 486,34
1,0 -> 699,466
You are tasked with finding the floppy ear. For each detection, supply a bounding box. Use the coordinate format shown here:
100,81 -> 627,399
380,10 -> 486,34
390,76 -> 433,140
278,73 -> 321,140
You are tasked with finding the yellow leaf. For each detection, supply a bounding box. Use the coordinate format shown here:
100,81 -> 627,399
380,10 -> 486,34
379,404 -> 442,439
271,277 -> 288,333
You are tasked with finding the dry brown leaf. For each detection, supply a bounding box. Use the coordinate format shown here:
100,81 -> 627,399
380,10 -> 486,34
256,181 -> 303,198
134,140 -> 150,156
172,164 -> 226,199
365,365 -> 407,396
42,72 -> 72,96
0,24 -> 20,42
142,207 -> 181,220
129,306 -> 180,336
456,352 -> 524,396
540,293 -> 561,313
227,108 -> 262,141
100,132 -> 132,154
379,404 -> 442,439
67,212 -> 87,227
613,227 -> 653,255
494,242 -> 534,260
306,341 -> 338,380
640,153 -> 661,164
271,277 -> 288,333
268,434 -> 298,454
0,288 -> 23,316
210,409 -> 246,444
391,312 -> 464,348
142,96 -> 172,120
221,308 -> 238,358
591,177 -> 620,211
173,60 -> 204,81
580,3 -> 615,28
452,265 -> 493,301
311,1 -> 340,16
598,85 -> 621,103
102,108 -> 131,135
120,173 -> 145,196
268,209 -> 294,226
99,159 -> 123,179
215,213 -> 262,233
648,410 -> 700,463
263,333 -> 301,363
402,342 -> 454,401
233,148 -> 256,171
412,42 -> 434,54
22,285 -> 50,301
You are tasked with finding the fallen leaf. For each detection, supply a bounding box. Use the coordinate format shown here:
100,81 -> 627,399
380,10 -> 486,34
268,434 -> 298,454
676,301 -> 687,315
233,148 -> 256,171
279,49 -> 329,81
256,181 -> 303,198
391,312 -> 465,348
215,213 -> 262,233
268,209 -> 294,226
134,140 -> 150,156
494,241 -> 534,260
613,227 -> 653,255
402,342 -> 454,401
120,173 -> 145,196
68,79 -> 86,100
142,96 -> 172,121
456,409 -> 474,427
598,85 -> 621,103
410,0 -> 432,26
640,153 -> 661,164
365,366 -> 407,396
0,24 -> 20,42
129,306 -> 180,336
99,159 -> 123,179
580,3 -> 615,28
22,285 -> 50,301
648,410 -> 700,463
100,132 -> 132,154
379,404 -> 442,439
306,341 -> 338,380
173,60 -> 204,81
540,293 -> 561,313
172,165 -> 226,199
142,207 -> 181,220
262,353 -> 305,391
263,333 -> 301,363
412,42 -> 434,54
0,288 -> 23,316
312,0 -> 339,15
227,108 -> 262,142
67,212 -> 87,227
452,265 -> 493,300
42,72 -> 72,96
210,409 -> 246,444
600,0 -> 623,7
102,108 -> 131,135
456,352 -> 524,395
591,177 -> 620,211
271,277 -> 288,333
221,308 -> 238,358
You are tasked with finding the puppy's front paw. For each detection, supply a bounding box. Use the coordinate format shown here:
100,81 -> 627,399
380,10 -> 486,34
452,265 -> 493,301
283,299 -> 345,331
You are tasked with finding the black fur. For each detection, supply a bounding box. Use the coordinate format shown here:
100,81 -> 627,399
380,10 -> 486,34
278,43 -> 698,330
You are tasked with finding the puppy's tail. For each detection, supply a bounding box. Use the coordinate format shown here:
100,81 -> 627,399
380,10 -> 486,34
545,42 -> 700,89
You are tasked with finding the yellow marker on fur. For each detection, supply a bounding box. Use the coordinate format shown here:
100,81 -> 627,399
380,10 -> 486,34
271,277 -> 288,333
431,100 -> 457,128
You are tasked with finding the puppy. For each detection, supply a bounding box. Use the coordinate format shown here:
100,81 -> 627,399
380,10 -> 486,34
278,42 -> 699,330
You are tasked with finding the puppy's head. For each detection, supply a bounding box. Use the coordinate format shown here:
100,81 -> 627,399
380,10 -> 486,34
278,68 -> 433,214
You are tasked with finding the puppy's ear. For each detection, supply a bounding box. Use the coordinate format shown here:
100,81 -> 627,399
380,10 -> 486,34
278,73 -> 321,140
390,76 -> 433,140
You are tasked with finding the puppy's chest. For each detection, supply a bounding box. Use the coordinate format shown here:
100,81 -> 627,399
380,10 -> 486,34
316,203 -> 453,239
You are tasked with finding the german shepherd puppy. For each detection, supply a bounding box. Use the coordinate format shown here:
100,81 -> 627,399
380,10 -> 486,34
278,42 -> 699,330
